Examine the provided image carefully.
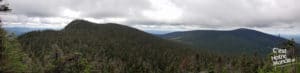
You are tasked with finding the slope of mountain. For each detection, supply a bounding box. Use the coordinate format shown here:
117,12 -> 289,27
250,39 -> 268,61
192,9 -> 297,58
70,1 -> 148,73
280,35 -> 300,44
296,37 -> 300,44
161,28 -> 289,55
17,19 -> 202,72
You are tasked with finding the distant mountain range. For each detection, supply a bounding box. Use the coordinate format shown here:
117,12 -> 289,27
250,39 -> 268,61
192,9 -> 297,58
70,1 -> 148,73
3,27 -> 54,36
161,28 -> 293,55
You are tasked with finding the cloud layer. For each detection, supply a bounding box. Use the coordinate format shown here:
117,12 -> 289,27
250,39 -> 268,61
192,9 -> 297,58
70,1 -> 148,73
1,0 -> 300,35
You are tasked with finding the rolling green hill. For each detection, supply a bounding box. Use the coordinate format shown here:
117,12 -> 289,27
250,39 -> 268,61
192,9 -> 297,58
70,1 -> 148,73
161,28 -> 289,56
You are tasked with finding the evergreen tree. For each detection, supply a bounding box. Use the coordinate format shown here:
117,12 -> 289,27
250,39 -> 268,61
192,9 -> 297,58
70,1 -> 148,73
0,1 -> 32,73
0,0 -> 10,72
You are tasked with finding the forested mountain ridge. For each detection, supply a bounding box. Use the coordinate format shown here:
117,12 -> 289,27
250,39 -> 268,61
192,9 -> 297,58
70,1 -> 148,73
17,19 -> 202,73
161,28 -> 292,56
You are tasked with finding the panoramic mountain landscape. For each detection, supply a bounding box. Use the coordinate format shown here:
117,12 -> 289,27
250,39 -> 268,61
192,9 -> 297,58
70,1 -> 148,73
1,0 -> 300,73
0,19 -> 297,73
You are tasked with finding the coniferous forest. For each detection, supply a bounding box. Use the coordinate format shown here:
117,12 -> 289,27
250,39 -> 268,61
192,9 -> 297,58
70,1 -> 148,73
1,0 -> 300,73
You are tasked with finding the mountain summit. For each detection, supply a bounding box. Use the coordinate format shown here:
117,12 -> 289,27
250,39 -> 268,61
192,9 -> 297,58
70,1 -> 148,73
18,19 -> 195,72
64,19 -> 128,31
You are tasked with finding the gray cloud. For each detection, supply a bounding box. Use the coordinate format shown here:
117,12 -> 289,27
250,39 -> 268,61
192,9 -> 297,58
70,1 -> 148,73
9,0 -> 150,18
2,0 -> 300,35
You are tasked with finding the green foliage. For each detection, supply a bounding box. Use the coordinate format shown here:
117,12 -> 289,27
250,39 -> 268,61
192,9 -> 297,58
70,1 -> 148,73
57,53 -> 91,73
257,39 -> 298,73
0,28 -> 31,73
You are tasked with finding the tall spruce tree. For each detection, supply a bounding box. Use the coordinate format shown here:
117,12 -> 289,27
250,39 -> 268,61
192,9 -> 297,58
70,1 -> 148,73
0,0 -> 11,71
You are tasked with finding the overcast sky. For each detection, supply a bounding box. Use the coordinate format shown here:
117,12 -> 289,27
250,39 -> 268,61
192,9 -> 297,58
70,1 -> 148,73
1,0 -> 300,35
